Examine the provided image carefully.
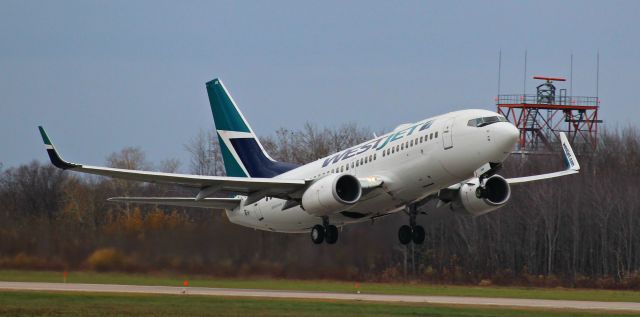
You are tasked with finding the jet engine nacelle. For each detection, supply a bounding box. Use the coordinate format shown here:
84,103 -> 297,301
301,173 -> 362,216
452,175 -> 511,217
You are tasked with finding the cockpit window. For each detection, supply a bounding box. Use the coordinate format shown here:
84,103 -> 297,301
419,120 -> 433,131
467,116 -> 508,127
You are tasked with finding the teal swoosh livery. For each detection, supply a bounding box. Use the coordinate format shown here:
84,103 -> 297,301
206,79 -> 250,133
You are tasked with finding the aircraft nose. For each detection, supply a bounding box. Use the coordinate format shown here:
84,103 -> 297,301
506,123 -> 519,142
492,122 -> 519,152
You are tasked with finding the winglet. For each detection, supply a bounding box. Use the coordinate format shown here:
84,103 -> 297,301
559,132 -> 580,171
38,126 -> 80,170
506,132 -> 580,184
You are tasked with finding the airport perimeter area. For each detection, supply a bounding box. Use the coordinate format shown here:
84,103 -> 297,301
1,270 -> 640,316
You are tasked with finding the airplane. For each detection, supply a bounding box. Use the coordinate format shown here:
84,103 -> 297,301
38,78 -> 580,245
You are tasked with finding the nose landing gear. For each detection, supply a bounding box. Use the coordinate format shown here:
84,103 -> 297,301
311,217 -> 339,244
398,205 -> 425,245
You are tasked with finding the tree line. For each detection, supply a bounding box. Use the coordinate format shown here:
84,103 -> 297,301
1,124 -> 639,289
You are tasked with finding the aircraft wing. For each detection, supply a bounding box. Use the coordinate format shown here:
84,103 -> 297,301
38,127 -> 306,197
107,197 -> 241,209
506,132 -> 580,184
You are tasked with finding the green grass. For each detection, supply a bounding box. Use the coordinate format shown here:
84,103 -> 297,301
1,269 -> 639,303
0,290 -> 638,317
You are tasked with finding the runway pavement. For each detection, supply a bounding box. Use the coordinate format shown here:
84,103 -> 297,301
1,281 -> 639,312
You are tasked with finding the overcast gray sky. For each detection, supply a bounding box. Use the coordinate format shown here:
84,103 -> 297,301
2,0 -> 639,169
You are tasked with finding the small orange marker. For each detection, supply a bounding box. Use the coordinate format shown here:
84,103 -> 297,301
181,279 -> 189,294
63,271 -> 68,283
355,282 -> 361,294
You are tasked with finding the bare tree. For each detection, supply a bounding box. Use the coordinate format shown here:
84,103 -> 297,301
159,158 -> 181,173
184,129 -> 224,176
262,122 -> 370,164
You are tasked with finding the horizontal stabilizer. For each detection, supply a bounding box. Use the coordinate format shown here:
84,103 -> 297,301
108,197 -> 242,209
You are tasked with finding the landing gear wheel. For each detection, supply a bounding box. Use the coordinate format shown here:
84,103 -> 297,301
325,225 -> 339,244
311,225 -> 325,244
412,225 -> 425,244
398,225 -> 412,245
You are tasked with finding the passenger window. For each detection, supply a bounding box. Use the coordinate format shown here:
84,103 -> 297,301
373,153 -> 376,160
346,164 -> 349,170
430,133 -> 433,140
401,143 -> 404,150
369,155 -> 372,161
340,166 -> 344,172
356,160 -> 359,167
364,157 -> 368,164
420,136 -> 423,143
410,140 -> 414,146
382,151 -> 385,157
396,145 -> 400,152
392,147 -> 395,153
435,132 -> 438,138
351,162 -> 354,168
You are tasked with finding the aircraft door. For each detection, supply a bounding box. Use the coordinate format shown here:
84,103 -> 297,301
442,118 -> 454,150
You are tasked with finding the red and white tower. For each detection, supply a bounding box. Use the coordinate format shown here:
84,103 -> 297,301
497,76 -> 601,153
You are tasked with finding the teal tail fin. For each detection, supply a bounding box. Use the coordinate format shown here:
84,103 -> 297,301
205,79 -> 298,178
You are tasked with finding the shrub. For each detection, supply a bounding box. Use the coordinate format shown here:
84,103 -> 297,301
86,248 -> 124,271
478,279 -> 492,287
0,253 -> 58,270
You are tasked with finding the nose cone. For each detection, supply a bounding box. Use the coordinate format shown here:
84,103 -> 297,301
491,122 -> 519,156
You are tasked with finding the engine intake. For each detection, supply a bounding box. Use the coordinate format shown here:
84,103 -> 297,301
452,174 -> 511,216
301,173 -> 362,216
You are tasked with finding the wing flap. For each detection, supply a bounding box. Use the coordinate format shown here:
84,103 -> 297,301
74,164 -> 304,193
108,197 -> 241,209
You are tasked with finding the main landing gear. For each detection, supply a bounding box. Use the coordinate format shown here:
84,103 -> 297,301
398,205 -> 425,245
311,217 -> 338,244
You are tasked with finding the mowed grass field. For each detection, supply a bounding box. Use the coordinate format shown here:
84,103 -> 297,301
0,291 -> 638,317
1,270 -> 640,303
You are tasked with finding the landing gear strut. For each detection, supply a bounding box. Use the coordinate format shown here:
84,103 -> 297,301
310,217 -> 339,244
398,205 -> 425,245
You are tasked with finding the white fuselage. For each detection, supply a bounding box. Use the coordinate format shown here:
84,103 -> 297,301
226,109 -> 519,232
